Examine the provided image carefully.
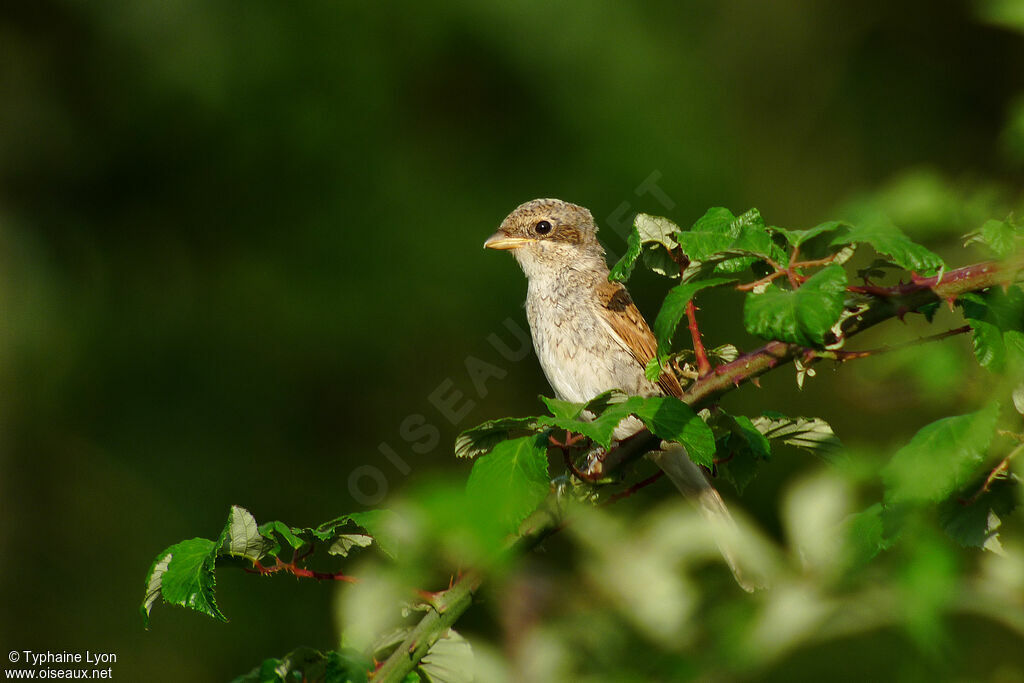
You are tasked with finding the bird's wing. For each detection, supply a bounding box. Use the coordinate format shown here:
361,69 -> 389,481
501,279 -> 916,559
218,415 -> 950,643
595,280 -> 684,398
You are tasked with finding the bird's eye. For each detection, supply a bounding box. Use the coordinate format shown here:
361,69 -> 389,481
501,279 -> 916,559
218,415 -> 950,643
534,220 -> 552,234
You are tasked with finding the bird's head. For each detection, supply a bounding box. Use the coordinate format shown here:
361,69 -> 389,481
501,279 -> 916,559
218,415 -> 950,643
484,198 -> 605,277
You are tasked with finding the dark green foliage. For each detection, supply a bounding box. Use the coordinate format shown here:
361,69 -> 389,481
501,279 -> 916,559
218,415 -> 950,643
716,414 -> 772,494
938,476 -> 1021,549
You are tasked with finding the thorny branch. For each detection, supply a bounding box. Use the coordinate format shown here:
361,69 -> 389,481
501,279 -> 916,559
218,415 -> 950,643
805,325 -> 972,362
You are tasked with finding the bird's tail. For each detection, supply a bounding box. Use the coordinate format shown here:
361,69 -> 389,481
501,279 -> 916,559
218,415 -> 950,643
648,443 -> 767,592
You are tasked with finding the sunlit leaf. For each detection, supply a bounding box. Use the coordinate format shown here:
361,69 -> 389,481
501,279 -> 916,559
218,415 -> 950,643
329,534 -> 374,557
636,213 -> 683,278
219,505 -> 272,562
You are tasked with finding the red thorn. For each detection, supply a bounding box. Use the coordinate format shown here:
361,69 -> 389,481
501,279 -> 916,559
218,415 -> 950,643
750,377 -> 761,388
895,306 -> 909,322
946,296 -> 957,311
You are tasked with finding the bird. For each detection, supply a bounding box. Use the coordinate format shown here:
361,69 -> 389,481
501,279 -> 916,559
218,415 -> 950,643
484,197 -> 761,591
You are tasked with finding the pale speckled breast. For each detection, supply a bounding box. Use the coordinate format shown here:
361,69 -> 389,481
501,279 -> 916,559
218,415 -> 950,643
524,277 -> 661,404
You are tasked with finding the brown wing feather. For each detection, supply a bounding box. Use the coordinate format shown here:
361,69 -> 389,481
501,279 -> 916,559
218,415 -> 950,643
595,280 -> 684,398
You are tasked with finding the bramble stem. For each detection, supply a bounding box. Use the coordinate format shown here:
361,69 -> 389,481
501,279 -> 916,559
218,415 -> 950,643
599,470 -> 665,507
962,441 -> 1024,505
244,558 -> 358,583
686,300 -> 713,376
807,325 -> 972,361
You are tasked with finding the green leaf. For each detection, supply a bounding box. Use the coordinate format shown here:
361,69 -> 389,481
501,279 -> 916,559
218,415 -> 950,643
259,520 -> 307,556
969,318 -> 1006,370
773,221 -> 844,247
830,219 -> 944,274
608,224 -> 643,282
329,534 -> 374,557
633,397 -> 716,468
644,357 -> 663,382
843,503 -> 888,570
142,538 -> 225,625
676,207 -> 783,275
1013,383 -> 1024,415
743,265 -> 848,346
675,207 -> 738,262
230,647 -> 372,683
938,475 -> 1020,549
960,286 -> 1024,372
642,242 -> 682,278
539,396 -> 645,449
963,217 -> 1021,258
717,414 -> 772,493
651,278 -> 735,367
710,343 -> 739,363
141,553 -> 172,628
418,629 -> 474,683
635,213 -> 682,248
541,395 -> 584,420
219,505 -> 272,562
636,213 -> 683,278
465,435 -> 550,534
882,402 -> 1001,504
730,415 -> 771,459
750,413 -> 842,457
348,509 -> 402,559
251,513 -> 388,560
455,416 -> 539,460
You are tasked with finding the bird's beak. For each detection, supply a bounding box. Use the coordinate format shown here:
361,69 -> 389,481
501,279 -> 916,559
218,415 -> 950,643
483,232 -> 536,250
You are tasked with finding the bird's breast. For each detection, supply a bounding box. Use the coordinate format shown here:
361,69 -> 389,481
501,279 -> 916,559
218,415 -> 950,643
524,283 -> 654,404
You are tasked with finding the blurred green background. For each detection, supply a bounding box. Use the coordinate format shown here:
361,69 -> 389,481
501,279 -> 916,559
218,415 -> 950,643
3,1 -> 1024,680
